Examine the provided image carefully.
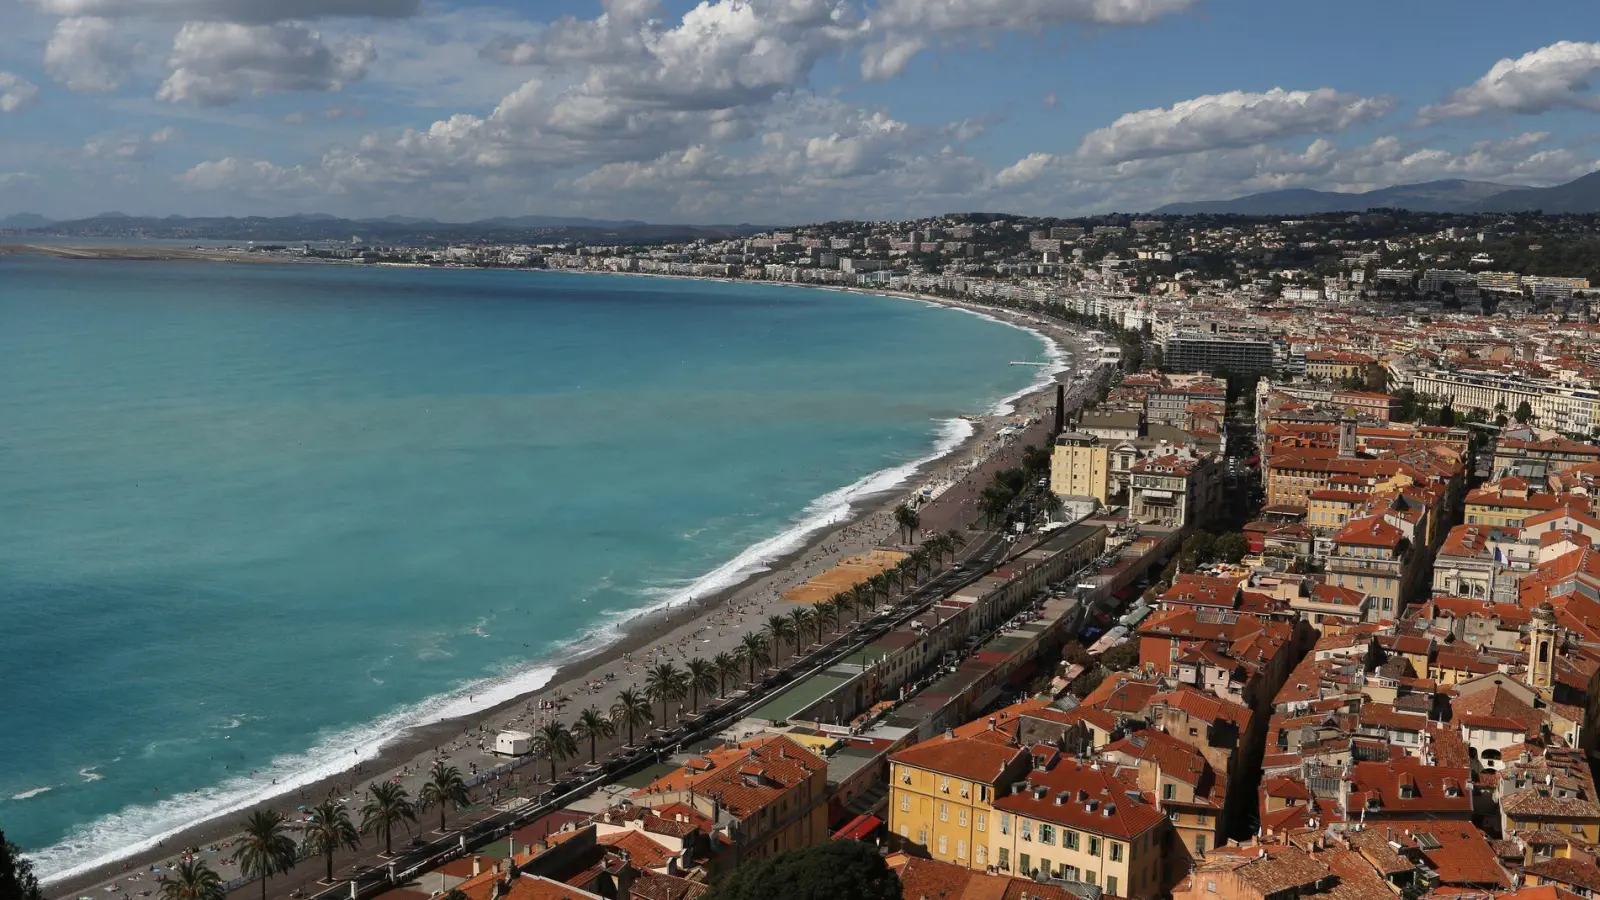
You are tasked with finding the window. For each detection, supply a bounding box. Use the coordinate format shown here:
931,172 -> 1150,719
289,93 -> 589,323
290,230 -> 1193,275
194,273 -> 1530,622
939,803 -> 948,822
1021,821 -> 1033,842
1064,865 -> 1080,882
1089,837 -> 1101,857
918,829 -> 927,846
1040,858 -> 1053,878
899,769 -> 911,784
1198,813 -> 1209,826
1207,881 -> 1218,893
1162,783 -> 1176,800
977,845 -> 987,865
1064,830 -> 1079,850
1111,842 -> 1123,862
900,795 -> 909,813
1020,854 -> 1030,876
1086,871 -> 1097,886
1000,814 -> 1011,835
1039,824 -> 1056,845
1108,876 -> 1119,896
998,849 -> 1010,872
976,813 -> 986,833
938,835 -> 947,856
898,824 -> 908,838
1195,834 -> 1207,855
939,776 -> 950,794
958,809 -> 968,827
957,840 -> 966,859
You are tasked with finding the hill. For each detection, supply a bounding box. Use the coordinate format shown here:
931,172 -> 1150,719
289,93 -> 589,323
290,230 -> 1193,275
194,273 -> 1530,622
1474,171 -> 1600,214
15,213 -> 763,244
0,213 -> 56,229
1151,179 -> 1516,216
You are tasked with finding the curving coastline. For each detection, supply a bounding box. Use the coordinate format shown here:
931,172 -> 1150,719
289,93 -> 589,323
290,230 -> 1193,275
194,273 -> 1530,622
25,268 -> 1087,897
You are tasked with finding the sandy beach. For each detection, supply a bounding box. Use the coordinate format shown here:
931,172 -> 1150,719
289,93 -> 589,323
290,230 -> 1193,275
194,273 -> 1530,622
34,267 -> 1093,900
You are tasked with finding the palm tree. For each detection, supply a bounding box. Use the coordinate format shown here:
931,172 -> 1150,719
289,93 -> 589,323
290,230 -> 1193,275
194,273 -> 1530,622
417,760 -> 470,833
868,572 -> 894,607
815,597 -> 839,635
302,799 -> 362,883
788,607 -> 816,654
711,651 -> 741,698
533,721 -> 578,782
644,661 -> 687,727
833,590 -> 856,626
610,688 -> 654,747
686,658 -> 717,712
360,781 -> 418,856
803,604 -> 827,644
851,583 -> 874,618
765,614 -> 797,661
944,529 -> 965,551
572,706 -> 615,764
893,502 -> 921,543
159,860 -> 225,900
237,809 -> 298,900
739,631 -> 771,682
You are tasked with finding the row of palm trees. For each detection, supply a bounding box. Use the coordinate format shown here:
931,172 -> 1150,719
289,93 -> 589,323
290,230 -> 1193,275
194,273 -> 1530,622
157,762 -> 473,900
521,530 -> 968,782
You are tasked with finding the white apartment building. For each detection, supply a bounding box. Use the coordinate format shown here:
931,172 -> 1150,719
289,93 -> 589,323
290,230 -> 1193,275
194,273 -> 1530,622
1411,368 -> 1600,436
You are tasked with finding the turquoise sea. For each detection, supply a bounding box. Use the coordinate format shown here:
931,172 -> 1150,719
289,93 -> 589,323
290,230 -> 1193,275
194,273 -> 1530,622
0,257 -> 1055,879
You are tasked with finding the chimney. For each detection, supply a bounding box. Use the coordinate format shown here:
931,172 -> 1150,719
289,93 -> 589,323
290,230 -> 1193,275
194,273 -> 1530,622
472,856 -> 483,877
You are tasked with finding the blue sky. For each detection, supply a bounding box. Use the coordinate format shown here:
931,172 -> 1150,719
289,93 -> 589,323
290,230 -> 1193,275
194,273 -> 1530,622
0,0 -> 1597,223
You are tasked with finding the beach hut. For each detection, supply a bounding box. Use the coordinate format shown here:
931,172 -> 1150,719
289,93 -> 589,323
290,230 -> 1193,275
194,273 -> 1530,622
494,730 -> 533,757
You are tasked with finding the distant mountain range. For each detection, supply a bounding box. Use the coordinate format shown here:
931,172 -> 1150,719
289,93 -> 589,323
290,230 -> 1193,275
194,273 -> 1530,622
1150,171 -> 1600,216
0,212 -> 756,243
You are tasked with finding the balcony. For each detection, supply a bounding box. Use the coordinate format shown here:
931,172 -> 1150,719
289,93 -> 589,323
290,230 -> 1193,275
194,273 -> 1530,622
1326,556 -> 1402,576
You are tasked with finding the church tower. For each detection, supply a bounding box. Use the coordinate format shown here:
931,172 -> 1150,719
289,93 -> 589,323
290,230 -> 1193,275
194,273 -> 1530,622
1528,601 -> 1559,690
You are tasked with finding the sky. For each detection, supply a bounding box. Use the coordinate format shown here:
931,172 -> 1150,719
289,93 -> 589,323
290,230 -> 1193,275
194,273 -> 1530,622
1,0 -> 1598,224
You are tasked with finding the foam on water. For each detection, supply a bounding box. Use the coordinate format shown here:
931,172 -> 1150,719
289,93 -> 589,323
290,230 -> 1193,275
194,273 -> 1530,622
631,414 -> 975,617
11,786 -> 52,801
32,661 -> 558,884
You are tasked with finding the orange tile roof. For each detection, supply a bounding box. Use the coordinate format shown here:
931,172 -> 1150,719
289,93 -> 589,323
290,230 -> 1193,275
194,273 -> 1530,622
890,734 -> 1025,785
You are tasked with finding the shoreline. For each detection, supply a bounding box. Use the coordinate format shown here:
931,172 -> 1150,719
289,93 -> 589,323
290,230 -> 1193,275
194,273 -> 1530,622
27,263 -> 1087,897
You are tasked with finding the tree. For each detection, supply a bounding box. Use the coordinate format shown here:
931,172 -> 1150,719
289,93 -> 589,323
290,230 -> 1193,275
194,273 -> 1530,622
533,721 -> 578,782
237,809 -> 299,900
0,830 -> 44,900
686,658 -> 718,712
572,706 -> 616,764
1100,642 -> 1140,672
711,651 -> 741,698
1516,400 -> 1534,424
158,860 -> 224,900
788,607 -> 816,654
417,761 -> 470,833
303,799 -> 362,883
702,839 -> 902,900
893,502 -> 920,544
765,614 -> 797,661
644,662 -> 688,727
815,597 -> 840,635
739,632 -> 771,682
360,781 -> 418,856
610,687 -> 654,747
1214,532 -> 1249,564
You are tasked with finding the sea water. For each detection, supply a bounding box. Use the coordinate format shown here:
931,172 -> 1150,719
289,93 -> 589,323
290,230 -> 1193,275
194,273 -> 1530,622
0,257 -> 1054,878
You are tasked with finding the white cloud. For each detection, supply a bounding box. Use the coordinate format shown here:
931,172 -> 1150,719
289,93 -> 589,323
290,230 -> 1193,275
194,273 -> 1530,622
176,157 -> 318,192
1420,41 -> 1600,121
1076,87 -> 1396,164
44,17 -> 140,92
24,0 -> 417,23
861,0 -> 1194,79
156,21 -> 375,105
0,72 -> 40,112
82,126 -> 179,160
996,152 -> 1057,187
0,172 -> 40,188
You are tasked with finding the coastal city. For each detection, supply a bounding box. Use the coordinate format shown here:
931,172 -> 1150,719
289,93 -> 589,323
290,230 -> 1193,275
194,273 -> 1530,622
12,204 -> 1600,900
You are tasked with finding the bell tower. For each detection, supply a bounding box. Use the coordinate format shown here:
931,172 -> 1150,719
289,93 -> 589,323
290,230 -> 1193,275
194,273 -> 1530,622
1528,601 -> 1559,691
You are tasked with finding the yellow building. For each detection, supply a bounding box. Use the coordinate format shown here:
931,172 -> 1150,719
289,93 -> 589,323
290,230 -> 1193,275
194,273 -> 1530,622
888,733 -> 1028,869
1051,432 -> 1110,505
1499,748 -> 1600,842
988,754 -> 1169,899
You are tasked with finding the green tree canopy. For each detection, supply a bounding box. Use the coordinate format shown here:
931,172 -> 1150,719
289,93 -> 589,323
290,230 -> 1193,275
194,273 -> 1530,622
0,830 -> 44,900
702,840 -> 901,900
